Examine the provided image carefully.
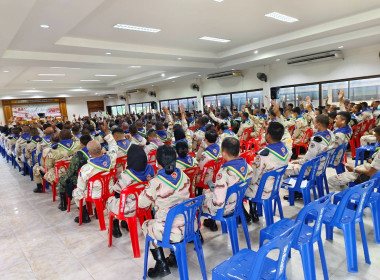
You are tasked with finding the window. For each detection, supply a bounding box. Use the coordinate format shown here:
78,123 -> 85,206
232,92 -> 246,111
322,81 -> 348,104
188,97 -> 198,111
295,85 -> 319,107
178,99 -> 188,111
135,104 -> 143,114
160,101 -> 169,110
216,94 -> 231,109
159,97 -> 197,112
247,90 -> 264,109
109,105 -> 125,115
169,100 -> 179,111
349,77 -> 380,102
129,104 -> 136,114
278,87 -> 295,108
204,96 -> 217,108
143,103 -> 150,114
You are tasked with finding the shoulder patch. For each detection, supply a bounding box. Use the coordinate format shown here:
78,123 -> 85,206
258,149 -> 270,156
313,136 -> 322,143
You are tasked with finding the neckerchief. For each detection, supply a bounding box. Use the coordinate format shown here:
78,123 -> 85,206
58,139 -> 75,151
80,146 -> 91,159
99,131 -> 105,137
174,120 -> 181,124
31,135 -> 42,144
198,126 -> 206,133
156,130 -> 169,141
176,155 -> 195,168
43,135 -> 52,145
51,143 -> 58,149
314,130 -> 333,146
188,117 -> 194,123
21,133 -> 31,141
223,129 -> 235,136
124,165 -> 155,182
73,133 -> 81,139
363,108 -> 372,113
221,157 -> 249,182
234,117 -> 242,121
138,127 -> 146,136
242,119 -> 251,124
90,131 -> 96,136
150,138 -> 163,148
355,111 -> 362,116
117,139 -> 131,154
334,125 -> 352,141
124,130 -> 129,134
157,168 -> 184,190
133,134 -> 144,143
258,114 -> 268,120
205,143 -> 221,160
173,138 -> 188,146
375,142 -> 380,153
264,142 -> 289,161
296,115 -> 305,120
88,154 -> 111,171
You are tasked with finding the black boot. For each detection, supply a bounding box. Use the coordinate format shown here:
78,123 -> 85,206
33,183 -> 43,193
74,206 -> 91,223
166,250 -> 177,267
58,193 -> 67,211
148,247 -> 171,278
209,220 -> 218,232
112,219 -> 122,238
120,220 -> 129,231
249,202 -> 259,223
243,206 -> 252,224
203,218 -> 213,228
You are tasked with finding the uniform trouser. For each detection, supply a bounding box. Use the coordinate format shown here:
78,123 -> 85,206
142,219 -> 185,249
72,188 -> 86,207
328,171 -> 358,192
33,166 -> 55,185
284,163 -> 303,178
15,155 -> 24,168
360,135 -> 376,146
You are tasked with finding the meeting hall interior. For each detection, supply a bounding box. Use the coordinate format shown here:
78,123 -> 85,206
2,1 -> 380,279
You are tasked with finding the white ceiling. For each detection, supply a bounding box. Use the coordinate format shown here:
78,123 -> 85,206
1,0 -> 380,98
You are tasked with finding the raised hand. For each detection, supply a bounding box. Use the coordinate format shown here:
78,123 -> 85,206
338,89 -> 344,101
306,96 -> 311,103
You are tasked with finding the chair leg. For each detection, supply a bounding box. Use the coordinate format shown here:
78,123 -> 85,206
79,200 -> 83,226
276,197 -> 284,219
263,200 -> 274,227
300,242 -> 317,280
174,243 -> 189,280
108,214 -> 113,247
221,220 -> 228,234
323,175 -> 329,195
86,202 -> 94,216
94,200 -> 106,231
67,196 -> 71,213
143,238 -> 150,280
239,213 -> 251,250
359,221 -> 371,265
226,217 -> 239,255
194,232 -> 207,280
127,217 -> 141,258
318,238 -> 329,280
325,224 -> 333,241
342,222 -> 358,273
302,188 -> 311,205
289,190 -> 295,206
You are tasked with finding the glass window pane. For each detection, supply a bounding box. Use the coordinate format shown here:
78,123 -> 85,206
169,100 -> 178,112
247,90 -> 264,109
116,106 -> 123,115
350,78 -> 380,102
322,81 -> 348,104
129,105 -> 135,114
121,105 -> 126,115
178,99 -> 189,111
143,103 -> 150,114
136,104 -> 143,114
232,92 -> 247,111
188,98 -> 197,111
295,85 -> 319,108
111,106 -> 117,116
278,87 -> 295,108
217,94 -> 231,109
160,101 -> 169,111
204,96 -> 217,108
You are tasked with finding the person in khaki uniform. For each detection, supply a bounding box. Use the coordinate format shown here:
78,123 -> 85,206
217,123 -> 238,143
36,127 -> 54,155
112,127 -> 131,176
245,122 -> 290,223
144,129 -> 164,157
106,144 -> 155,238
72,122 -> 118,223
6,127 -> 20,157
192,116 -> 208,151
332,111 -> 352,166
244,105 -> 265,138
175,141 -> 197,171
15,126 -> 31,169
208,104 -> 231,127
129,124 -> 147,147
328,126 -> 380,191
202,137 -> 253,231
33,129 -> 80,193
292,107 -> 308,144
236,112 -> 254,140
24,128 -> 42,166
138,145 -> 190,278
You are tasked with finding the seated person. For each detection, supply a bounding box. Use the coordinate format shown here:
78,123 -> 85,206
138,145 -> 190,278
129,124 -> 147,147
155,121 -> 170,143
106,145 -> 154,238
57,135 -> 92,211
192,116 -> 208,151
208,104 -> 231,127
15,126 -> 31,169
112,127 -> 131,175
175,141 -> 197,170
332,111 -> 352,166
202,137 -> 253,231
292,107 -> 308,144
236,112 -> 253,140
144,129 -> 164,157
245,122 -> 290,222
328,126 -> 380,191
72,126 -> 81,140
24,128 -> 42,167
217,123 -> 238,143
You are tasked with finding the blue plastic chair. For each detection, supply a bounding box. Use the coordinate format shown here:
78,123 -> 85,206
260,193 -> 334,280
212,220 -> 301,280
315,149 -> 334,198
327,143 -> 348,175
245,166 -> 287,227
323,180 -> 375,273
31,150 -> 37,167
282,156 -> 321,206
202,179 -> 252,255
143,195 -> 207,280
22,148 -> 33,180
355,144 -> 376,167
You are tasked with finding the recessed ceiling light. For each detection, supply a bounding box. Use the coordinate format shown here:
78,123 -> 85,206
80,80 -> 100,82
231,69 -> 235,70
338,46 -> 344,49
113,24 -> 161,33
3,70 -> 9,73
152,85 -> 154,86
40,24 -> 50,29
21,90 -> 44,93
265,12 -> 298,23
254,50 -> 259,54
69,88 -> 87,92
95,74 -> 117,77
38,74 -> 65,76
105,52 -> 111,55
276,58 -> 281,62
50,67 -> 80,69
177,57 -> 182,60
30,80 -> 53,82
198,74 -> 202,77
32,95 -> 44,98
161,73 -> 166,77
213,0 -> 224,2
199,36 -> 231,43
129,66 -> 142,69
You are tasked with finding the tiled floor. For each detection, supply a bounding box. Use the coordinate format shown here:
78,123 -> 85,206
1,157 -> 380,280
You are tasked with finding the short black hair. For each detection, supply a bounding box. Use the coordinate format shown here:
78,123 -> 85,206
242,112 -> 249,119
129,124 -> 137,134
269,110 -> 276,118
155,121 -> 164,130
147,129 -> 157,138
337,111 -> 351,125
316,114 -> 330,128
218,123 -> 229,131
175,141 -> 188,158
361,102 -> 368,108
174,127 -> 186,141
260,108 -> 266,114
328,111 -> 337,120
288,103 -> 294,109
157,145 -> 176,175
221,137 -> 240,157
59,129 -> 72,140
291,107 -> 301,115
205,130 -> 218,143
80,135 -> 92,146
72,126 -> 80,133
267,122 -> 284,142
112,127 -> 124,135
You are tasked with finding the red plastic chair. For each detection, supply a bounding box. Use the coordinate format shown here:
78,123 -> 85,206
292,128 -> 313,157
79,168 -> 117,231
164,141 -> 172,146
188,151 -> 196,157
349,124 -> 359,159
239,150 -> 256,166
288,125 -> 295,136
189,126 -> 196,131
239,127 -> 254,152
369,118 -> 377,130
183,166 -> 200,198
196,157 -> 225,190
52,160 -> 71,202
357,120 -> 371,147
147,149 -> 157,162
108,181 -> 151,258
116,156 -> 127,170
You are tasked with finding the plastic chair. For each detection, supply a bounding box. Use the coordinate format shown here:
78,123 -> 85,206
239,150 -> 256,166
148,160 -> 159,174
239,127 -> 253,152
183,166 -> 200,198
212,221 -> 301,280
116,155 -> 127,170
79,168 -> 117,231
147,149 -> 157,162
292,128 -> 313,157
52,160 -> 71,202
288,124 -> 295,136
260,193 -> 334,280
282,156 -> 321,206
349,124 -> 359,159
23,148 -> 34,181
327,143 -> 348,175
315,149 -> 334,198
355,144 -> 376,167
323,180 -> 375,273
195,157 -> 225,190
108,181 -> 150,258
245,166 -> 287,227
202,179 -> 252,255
143,195 -> 207,280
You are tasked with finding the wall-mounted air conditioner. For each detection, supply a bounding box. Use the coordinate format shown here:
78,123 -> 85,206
287,50 -> 343,65
126,89 -> 147,94
207,70 -> 243,80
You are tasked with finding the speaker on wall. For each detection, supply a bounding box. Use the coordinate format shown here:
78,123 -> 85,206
151,102 -> 157,109
270,87 -> 280,99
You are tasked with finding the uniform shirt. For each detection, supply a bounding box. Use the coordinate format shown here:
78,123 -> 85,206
198,143 -> 221,184
192,126 -> 206,150
361,108 -> 373,121
25,135 -> 42,164
144,139 -> 164,156
237,119 -> 254,139
176,155 -> 197,170
116,139 -> 131,157
293,115 -> 308,143
37,135 -> 52,155
130,134 -> 147,147
15,133 -> 31,157
209,111 -> 231,127
244,108 -> 265,138
332,126 -> 352,165
156,130 -> 171,142
219,129 -> 238,143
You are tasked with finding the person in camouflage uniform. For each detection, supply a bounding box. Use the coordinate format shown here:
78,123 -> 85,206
56,135 -> 92,211
217,123 -> 238,143
36,126 -> 54,155
106,144 -> 155,238
129,124 -> 147,147
292,107 -> 308,144
175,141 -> 197,171
192,116 -> 208,151
15,126 -> 31,169
138,145 -> 190,278
33,129 -> 80,193
112,127 -> 131,176
24,128 -> 42,166
144,129 -> 164,158
5,127 -> 20,157
332,111 -> 352,166
236,111 -> 254,140
72,122 -> 118,223
202,137 -> 253,232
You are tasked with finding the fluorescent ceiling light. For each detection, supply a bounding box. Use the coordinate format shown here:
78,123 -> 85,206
214,0 -> 224,2
105,52 -> 111,55
80,80 -> 100,82
129,66 -> 141,69
32,95 -> 44,98
199,36 -> 231,43
30,80 -> 53,82
50,67 -> 80,69
38,74 -> 65,76
21,90 -> 43,93
167,76 -> 179,80
113,24 -> 161,33
95,74 -> 117,77
254,50 -> 259,54
40,24 -> 50,29
69,88 -> 88,92
338,46 -> 344,49
177,57 -> 182,60
276,58 -> 281,62
161,73 -> 166,77
3,70 -> 9,73
265,12 -> 298,23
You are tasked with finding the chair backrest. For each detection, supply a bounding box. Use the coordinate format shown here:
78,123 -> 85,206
148,149 -> 157,162
294,156 -> 321,189
328,143 -> 348,168
254,166 -> 287,200
316,149 -> 334,176
31,150 -> 37,166
301,128 -> 313,144
183,166 -> 200,197
37,152 -> 42,166
148,160 -> 159,174
214,179 -> 252,219
200,157 -> 225,183
239,150 -> 256,165
87,168 -> 117,199
118,181 -> 148,217
332,180 -> 375,224
116,156 -> 127,170
161,195 -> 206,244
249,221 -> 301,279
54,160 -> 71,184
288,125 -> 295,136
240,127 -> 253,142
